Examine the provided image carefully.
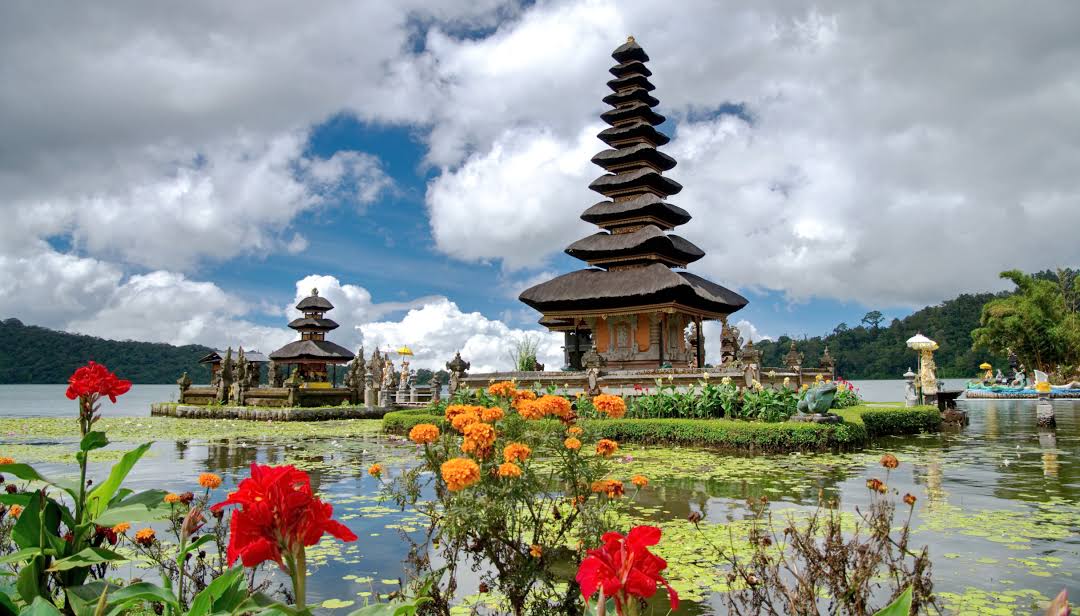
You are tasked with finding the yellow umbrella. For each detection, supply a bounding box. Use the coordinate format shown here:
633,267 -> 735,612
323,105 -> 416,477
979,362 -> 992,370
396,345 -> 414,356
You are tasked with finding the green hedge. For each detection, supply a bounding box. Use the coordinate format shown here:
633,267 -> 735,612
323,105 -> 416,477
382,405 -> 941,453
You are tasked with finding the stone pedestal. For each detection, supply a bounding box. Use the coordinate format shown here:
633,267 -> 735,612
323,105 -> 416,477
903,369 -> 917,408
1036,395 -> 1055,427
395,388 -> 405,404
364,387 -> 376,408
378,389 -> 388,408
410,387 -> 418,403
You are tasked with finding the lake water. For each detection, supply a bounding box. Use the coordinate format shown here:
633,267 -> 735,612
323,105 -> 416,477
1,384 -> 1078,614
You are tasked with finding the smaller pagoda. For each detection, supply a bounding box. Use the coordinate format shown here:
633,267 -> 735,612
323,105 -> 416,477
270,288 -> 354,383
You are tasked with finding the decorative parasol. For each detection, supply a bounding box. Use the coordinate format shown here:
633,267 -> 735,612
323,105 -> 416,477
396,345 -> 414,357
906,333 -> 938,351
979,362 -> 992,370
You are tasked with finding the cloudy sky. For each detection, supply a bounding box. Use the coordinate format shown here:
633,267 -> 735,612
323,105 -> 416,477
2,1 -> 1078,373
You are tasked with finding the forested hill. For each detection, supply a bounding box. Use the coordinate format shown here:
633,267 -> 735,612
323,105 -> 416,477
0,318 -> 214,383
752,293 -> 1007,380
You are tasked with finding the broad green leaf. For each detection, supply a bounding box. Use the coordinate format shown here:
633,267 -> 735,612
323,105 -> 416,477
13,493 -> 61,551
104,582 -> 178,610
79,431 -> 109,453
64,581 -> 114,616
47,547 -> 126,572
0,464 -> 80,502
0,549 -> 42,566
0,494 -> 32,507
15,559 -> 45,605
94,497 -> 170,527
0,587 -> 17,616
873,587 -> 913,616
17,597 -> 61,616
85,442 -> 152,520
186,566 -> 245,616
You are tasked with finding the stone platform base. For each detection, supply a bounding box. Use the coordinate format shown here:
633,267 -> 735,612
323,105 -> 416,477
151,402 -> 390,421
790,413 -> 842,424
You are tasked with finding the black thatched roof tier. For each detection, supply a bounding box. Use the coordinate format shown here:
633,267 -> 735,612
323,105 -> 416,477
269,339 -> 354,363
296,292 -> 334,312
591,144 -> 676,172
287,317 -> 339,331
598,121 -> 670,147
519,263 -> 747,316
609,60 -> 651,78
566,226 -> 704,266
607,73 -> 654,93
580,194 -> 690,228
612,38 -> 649,63
600,102 -> 665,127
589,167 -> 683,198
602,87 -> 659,108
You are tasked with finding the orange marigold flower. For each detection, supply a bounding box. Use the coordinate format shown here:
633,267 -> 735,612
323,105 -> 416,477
487,381 -> 516,398
530,544 -> 543,558
451,411 -> 481,432
516,399 -> 546,420
409,423 -> 440,444
9,505 -> 23,518
564,437 -> 582,451
164,493 -> 181,504
368,464 -> 383,478
445,404 -> 481,421
461,422 -> 497,458
593,394 -> 627,419
512,389 -> 537,404
441,458 -> 481,491
0,456 -> 14,465
903,493 -> 917,506
481,406 -> 505,423
880,454 -> 899,469
538,395 -> 572,419
590,479 -> 625,498
111,522 -> 131,535
631,475 -> 648,488
595,439 -> 619,457
198,473 -> 223,489
567,426 -> 583,436
498,462 -> 523,478
866,478 -> 887,494
503,442 -> 532,463
134,528 -> 156,546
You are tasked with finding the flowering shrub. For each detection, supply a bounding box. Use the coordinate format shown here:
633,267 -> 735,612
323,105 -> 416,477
833,378 -> 864,408
386,387 -> 648,614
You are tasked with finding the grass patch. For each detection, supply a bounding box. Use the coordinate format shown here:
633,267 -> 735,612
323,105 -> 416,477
382,404 -> 941,453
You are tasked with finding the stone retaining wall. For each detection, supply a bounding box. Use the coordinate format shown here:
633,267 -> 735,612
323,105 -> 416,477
151,402 -> 389,421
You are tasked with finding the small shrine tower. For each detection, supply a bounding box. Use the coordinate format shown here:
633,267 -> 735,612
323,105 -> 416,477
270,288 -> 354,382
519,37 -> 748,370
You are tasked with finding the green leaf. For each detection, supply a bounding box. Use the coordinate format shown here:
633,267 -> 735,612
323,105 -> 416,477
0,464 -> 79,501
64,581 -> 114,616
15,559 -> 45,605
0,549 -> 43,566
13,493 -> 61,551
186,566 -> 245,616
104,583 -> 178,610
93,496 -> 170,527
873,587 -> 913,616
17,597 -> 61,616
79,431 -> 109,453
177,534 -> 216,564
85,442 -> 153,520
47,547 -> 126,572
0,494 -> 32,507
0,587 -> 17,616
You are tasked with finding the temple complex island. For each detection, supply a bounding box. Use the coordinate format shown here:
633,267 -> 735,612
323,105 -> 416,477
519,37 -> 748,370
270,288 -> 354,384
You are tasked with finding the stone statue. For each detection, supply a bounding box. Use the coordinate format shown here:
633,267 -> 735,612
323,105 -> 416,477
399,358 -> 412,390
267,360 -> 283,388
218,348 -> 234,403
783,341 -> 803,369
797,382 -> 837,415
581,343 -> 605,395
740,339 -> 761,371
381,355 -> 396,391
446,352 -> 471,396
685,322 -> 700,368
1010,365 -> 1028,388
176,371 -> 191,394
719,321 -> 741,366
368,348 -> 383,391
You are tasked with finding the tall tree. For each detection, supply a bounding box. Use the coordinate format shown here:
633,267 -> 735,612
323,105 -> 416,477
972,270 -> 1080,372
861,311 -> 885,329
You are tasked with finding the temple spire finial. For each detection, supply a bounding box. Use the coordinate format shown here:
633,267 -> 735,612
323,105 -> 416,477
311,287 -> 319,296
627,35 -> 635,43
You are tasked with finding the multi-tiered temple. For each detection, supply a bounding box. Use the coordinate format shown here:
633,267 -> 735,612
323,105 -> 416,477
520,37 -> 748,370
270,289 -> 354,382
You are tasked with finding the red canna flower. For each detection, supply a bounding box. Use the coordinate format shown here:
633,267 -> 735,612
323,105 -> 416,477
211,463 -> 356,569
576,525 -> 678,615
65,361 -> 132,403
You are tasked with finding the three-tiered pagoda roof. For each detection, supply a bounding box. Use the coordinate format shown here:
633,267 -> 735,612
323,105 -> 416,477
270,289 -> 354,364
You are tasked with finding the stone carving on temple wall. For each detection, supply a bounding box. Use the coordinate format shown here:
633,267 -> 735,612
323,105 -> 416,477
719,320 -> 742,366
446,352 -> 471,396
267,360 -> 283,388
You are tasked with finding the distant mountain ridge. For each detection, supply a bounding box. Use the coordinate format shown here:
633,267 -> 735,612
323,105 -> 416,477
0,318 -> 214,384
751,293 -> 1006,380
